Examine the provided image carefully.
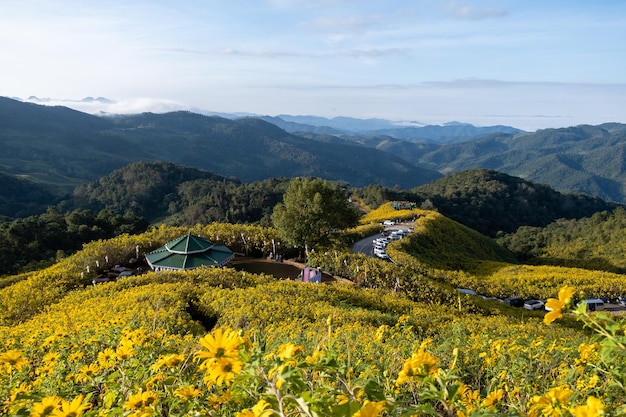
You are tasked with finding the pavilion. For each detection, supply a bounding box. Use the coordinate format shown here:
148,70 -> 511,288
145,233 -> 234,272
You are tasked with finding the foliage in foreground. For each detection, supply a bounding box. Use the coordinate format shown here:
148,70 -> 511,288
0,269 -> 624,416
2,215 -> 626,415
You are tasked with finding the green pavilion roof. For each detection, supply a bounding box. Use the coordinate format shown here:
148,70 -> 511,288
145,233 -> 234,271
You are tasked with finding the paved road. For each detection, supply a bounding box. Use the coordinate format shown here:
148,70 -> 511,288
351,222 -> 414,256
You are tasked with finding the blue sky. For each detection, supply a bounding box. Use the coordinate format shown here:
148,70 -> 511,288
2,0 -> 625,130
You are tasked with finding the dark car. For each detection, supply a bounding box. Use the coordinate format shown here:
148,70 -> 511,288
504,297 -> 524,307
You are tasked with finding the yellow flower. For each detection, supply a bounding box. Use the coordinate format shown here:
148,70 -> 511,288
9,382 -> 29,403
115,341 -> 135,361
31,396 -> 61,417
151,353 -> 185,372
395,350 -> 439,385
97,348 -> 117,368
528,385 -> 573,417
202,356 -> 243,387
482,389 -> 504,409
457,384 -> 480,413
74,363 -> 100,383
571,396 -> 604,417
277,343 -> 304,361
544,286 -> 575,325
51,394 -> 91,417
352,400 -> 386,417
375,325 -> 389,342
174,385 -> 202,400
67,351 -> 84,363
236,399 -> 273,417
576,343 -> 598,366
0,349 -> 29,371
42,352 -> 60,363
124,390 -> 158,411
196,327 -> 243,363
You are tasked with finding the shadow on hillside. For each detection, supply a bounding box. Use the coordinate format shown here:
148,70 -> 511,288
528,256 -> 626,274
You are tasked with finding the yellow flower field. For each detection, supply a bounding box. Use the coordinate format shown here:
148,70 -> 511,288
0,220 -> 625,415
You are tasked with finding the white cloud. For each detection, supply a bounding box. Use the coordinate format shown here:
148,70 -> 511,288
22,97 -> 189,115
444,1 -> 509,20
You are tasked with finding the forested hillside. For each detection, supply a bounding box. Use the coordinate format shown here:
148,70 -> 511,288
71,161 -> 290,225
498,206 -> 626,273
353,169 -> 621,237
0,208 -> 147,276
414,123 -> 626,203
0,172 -> 60,218
0,97 -> 440,191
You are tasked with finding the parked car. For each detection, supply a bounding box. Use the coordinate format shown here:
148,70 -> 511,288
457,288 -> 477,296
504,297 -> 525,307
383,220 -> 395,226
523,299 -> 545,310
578,298 -> 605,312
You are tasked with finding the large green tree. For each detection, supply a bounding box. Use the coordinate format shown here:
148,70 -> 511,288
271,178 -> 360,256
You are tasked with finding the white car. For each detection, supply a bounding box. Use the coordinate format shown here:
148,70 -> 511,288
383,220 -> 395,226
523,300 -> 545,310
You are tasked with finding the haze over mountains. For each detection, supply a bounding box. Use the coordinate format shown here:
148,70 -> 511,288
3,96 -> 626,205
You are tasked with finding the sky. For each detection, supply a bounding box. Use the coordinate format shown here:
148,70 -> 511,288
1,0 -> 625,131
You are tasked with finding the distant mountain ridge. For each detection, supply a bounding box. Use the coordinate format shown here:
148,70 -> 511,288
260,115 -> 524,144
413,123 -> 626,203
14,95 -> 524,144
0,97 -> 440,192
4,96 -> 626,205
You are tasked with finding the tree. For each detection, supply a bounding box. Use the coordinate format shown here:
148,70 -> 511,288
271,178 -> 360,257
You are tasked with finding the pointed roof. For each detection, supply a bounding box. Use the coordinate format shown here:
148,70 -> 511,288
145,233 -> 234,271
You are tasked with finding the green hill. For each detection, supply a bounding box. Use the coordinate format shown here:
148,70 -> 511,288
353,169 -> 621,237
411,169 -> 621,236
415,123 -> 626,203
0,97 -> 441,191
498,206 -> 626,273
388,210 -> 517,273
0,172 -> 59,218
71,161 -> 289,225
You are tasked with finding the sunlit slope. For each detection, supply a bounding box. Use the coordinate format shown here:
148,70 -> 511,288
2,222 -> 624,414
0,262 -> 590,416
387,210 -> 626,300
388,210 -> 517,272
0,223 -> 278,326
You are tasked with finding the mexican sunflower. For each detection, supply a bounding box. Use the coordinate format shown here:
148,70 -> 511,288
352,400 -> 387,417
528,385 -> 573,417
195,327 -> 245,387
236,399 -> 273,417
195,327 -> 243,365
395,349 -> 439,385
51,394 -> 91,417
0,350 -> 28,371
30,396 -> 61,417
202,356 -> 244,386
544,286 -> 576,325
571,396 -> 604,417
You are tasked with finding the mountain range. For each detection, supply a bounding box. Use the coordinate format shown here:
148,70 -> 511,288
3,96 -> 626,206
0,96 -> 440,192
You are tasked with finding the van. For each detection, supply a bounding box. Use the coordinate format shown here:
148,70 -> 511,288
580,298 -> 605,312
